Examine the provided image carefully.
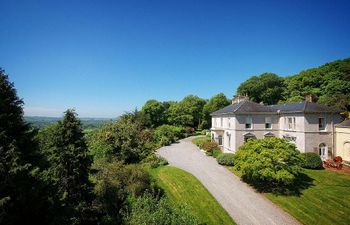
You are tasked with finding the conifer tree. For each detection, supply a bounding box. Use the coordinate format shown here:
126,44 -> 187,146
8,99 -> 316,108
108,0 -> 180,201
42,109 -> 94,224
0,68 -> 49,224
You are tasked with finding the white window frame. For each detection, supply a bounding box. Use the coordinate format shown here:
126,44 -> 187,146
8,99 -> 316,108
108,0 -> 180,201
265,117 -> 272,129
319,117 -> 326,131
245,116 -> 252,129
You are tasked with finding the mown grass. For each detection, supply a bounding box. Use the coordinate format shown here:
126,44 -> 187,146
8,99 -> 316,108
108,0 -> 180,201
150,166 -> 235,225
228,166 -> 350,225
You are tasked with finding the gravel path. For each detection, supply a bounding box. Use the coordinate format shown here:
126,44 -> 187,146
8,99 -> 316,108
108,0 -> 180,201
157,136 -> 301,225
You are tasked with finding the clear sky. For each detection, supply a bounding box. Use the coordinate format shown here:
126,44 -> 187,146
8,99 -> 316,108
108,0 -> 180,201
1,0 -> 350,118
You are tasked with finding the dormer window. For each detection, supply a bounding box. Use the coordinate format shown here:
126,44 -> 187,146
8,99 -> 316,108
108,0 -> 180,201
245,116 -> 252,129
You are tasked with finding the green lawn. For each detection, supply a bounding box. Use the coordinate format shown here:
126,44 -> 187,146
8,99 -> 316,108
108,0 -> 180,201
228,166 -> 350,225
150,166 -> 235,225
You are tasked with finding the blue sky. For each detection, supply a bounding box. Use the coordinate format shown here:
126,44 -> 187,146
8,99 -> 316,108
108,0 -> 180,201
1,0 -> 350,118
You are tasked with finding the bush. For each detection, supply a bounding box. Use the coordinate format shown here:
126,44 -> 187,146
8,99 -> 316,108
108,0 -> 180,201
192,136 -> 210,148
210,149 -> 222,158
125,192 -> 198,225
201,129 -> 210,135
201,141 -> 219,154
143,154 -> 169,168
234,138 -> 302,188
300,152 -> 323,169
154,125 -> 184,146
217,153 -> 235,166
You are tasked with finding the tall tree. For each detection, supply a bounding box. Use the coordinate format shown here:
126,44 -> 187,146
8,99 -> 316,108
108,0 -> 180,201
141,100 -> 166,127
237,73 -> 285,105
0,68 -> 50,224
202,93 -> 230,128
167,95 -> 206,128
40,110 -> 94,224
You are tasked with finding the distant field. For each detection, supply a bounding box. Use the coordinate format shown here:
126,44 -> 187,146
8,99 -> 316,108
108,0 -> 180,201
150,166 -> 235,225
25,116 -> 113,129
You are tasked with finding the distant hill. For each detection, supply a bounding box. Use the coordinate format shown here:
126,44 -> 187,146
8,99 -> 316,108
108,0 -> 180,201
25,116 -> 113,129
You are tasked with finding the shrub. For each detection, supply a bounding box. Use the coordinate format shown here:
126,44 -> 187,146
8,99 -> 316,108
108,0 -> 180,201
154,125 -> 184,146
201,129 -> 210,135
211,149 -> 222,158
217,153 -> 235,166
300,152 -> 323,169
143,154 -> 169,168
192,136 -> 210,148
125,192 -> 198,225
234,138 -> 302,188
201,141 -> 219,154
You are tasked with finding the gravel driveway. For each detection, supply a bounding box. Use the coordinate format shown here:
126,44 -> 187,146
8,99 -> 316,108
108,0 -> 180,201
157,136 -> 301,225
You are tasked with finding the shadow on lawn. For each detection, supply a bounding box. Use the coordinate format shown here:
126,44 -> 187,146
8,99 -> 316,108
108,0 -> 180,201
243,172 -> 315,196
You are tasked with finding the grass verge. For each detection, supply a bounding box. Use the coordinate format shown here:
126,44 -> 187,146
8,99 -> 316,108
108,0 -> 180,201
150,166 -> 235,225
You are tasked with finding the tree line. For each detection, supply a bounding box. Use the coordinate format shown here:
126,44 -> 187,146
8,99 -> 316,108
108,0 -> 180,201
237,57 -> 350,110
0,68 -> 230,225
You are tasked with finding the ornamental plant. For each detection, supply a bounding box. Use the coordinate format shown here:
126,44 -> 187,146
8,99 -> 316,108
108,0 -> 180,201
234,138 -> 302,188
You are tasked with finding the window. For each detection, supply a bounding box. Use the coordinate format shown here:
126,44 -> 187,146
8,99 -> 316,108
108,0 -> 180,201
319,118 -> 326,130
227,132 -> 231,147
218,135 -> 223,146
245,117 -> 252,129
265,117 -> 272,129
287,117 -> 295,130
220,118 -> 223,127
228,118 -> 231,128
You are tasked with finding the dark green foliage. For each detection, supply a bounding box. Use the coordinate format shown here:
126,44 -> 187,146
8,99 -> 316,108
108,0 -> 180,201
217,153 -> 235,166
237,73 -> 285,105
283,58 -> 350,109
38,110 -> 94,224
167,95 -> 206,128
154,125 -> 184,146
0,68 -> 50,224
300,153 -> 323,169
93,160 -> 154,225
87,112 -> 155,164
141,100 -> 167,127
234,138 -> 302,188
201,93 -> 230,129
125,192 -> 198,225
236,58 -> 350,110
142,154 -> 169,168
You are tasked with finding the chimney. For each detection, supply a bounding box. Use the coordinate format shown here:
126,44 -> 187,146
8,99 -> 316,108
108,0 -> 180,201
305,94 -> 314,103
232,94 -> 249,104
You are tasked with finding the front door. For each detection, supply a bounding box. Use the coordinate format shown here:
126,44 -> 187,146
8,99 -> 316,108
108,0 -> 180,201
319,144 -> 328,160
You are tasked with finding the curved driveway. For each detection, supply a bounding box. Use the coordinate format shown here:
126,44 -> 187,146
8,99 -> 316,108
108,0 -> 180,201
157,136 -> 300,225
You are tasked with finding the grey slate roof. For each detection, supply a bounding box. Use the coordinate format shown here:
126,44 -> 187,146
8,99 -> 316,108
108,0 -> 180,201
336,119 -> 350,128
211,100 -> 277,116
211,100 -> 342,116
270,101 -> 341,113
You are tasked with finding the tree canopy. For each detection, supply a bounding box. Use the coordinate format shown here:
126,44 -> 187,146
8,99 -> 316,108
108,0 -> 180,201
236,58 -> 350,110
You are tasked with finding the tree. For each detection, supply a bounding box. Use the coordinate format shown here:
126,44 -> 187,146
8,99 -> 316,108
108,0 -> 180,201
0,68 -> 50,224
234,138 -> 302,189
237,73 -> 285,105
39,110 -> 94,224
167,95 -> 206,128
93,160 -> 152,225
141,100 -> 166,127
87,112 -> 155,164
202,93 -> 230,128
